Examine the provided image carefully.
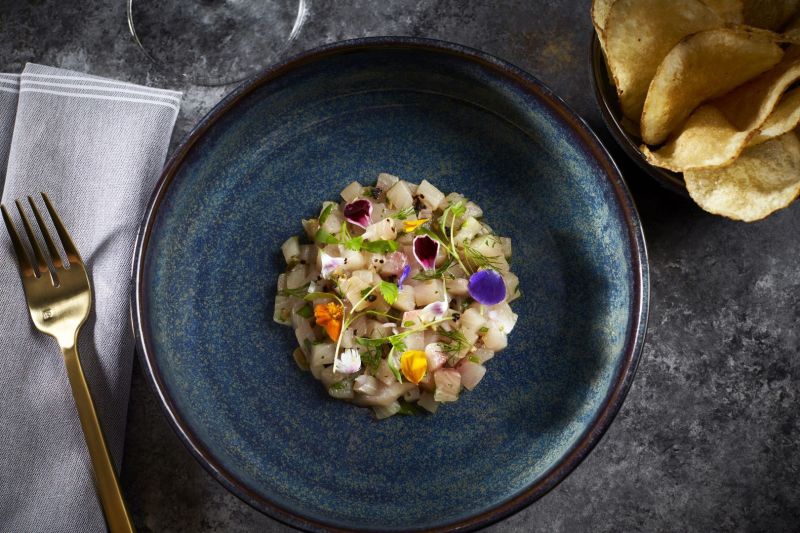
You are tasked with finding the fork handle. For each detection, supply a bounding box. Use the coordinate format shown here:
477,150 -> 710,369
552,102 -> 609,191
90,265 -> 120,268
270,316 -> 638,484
62,344 -> 135,533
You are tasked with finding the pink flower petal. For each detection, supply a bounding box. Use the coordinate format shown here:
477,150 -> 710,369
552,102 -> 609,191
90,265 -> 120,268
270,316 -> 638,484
413,235 -> 439,270
343,199 -> 372,229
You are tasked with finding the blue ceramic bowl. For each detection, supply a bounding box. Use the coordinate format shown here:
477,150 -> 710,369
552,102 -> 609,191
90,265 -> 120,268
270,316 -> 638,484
132,38 -> 649,532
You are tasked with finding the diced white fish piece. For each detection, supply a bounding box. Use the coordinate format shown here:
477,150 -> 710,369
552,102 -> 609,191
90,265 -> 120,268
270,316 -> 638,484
416,179 -> 445,210
458,361 -> 486,390
340,181 -> 363,202
433,369 -> 461,402
386,180 -> 414,209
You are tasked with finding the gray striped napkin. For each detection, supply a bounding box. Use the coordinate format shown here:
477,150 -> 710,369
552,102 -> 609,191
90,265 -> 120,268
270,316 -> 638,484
0,63 -> 181,532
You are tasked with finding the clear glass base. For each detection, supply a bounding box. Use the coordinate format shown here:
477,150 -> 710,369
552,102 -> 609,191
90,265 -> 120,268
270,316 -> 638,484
127,0 -> 309,86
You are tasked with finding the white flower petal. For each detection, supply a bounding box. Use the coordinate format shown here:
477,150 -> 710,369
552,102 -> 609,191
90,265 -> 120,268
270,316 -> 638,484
320,251 -> 345,279
334,348 -> 361,374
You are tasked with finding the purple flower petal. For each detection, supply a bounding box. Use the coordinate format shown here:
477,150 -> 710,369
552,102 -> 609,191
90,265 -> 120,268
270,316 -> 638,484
397,264 -> 411,290
343,199 -> 372,229
413,235 -> 439,270
467,269 -> 506,305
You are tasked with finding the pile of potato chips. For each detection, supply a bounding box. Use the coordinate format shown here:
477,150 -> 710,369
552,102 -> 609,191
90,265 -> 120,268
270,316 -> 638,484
593,0 -> 800,221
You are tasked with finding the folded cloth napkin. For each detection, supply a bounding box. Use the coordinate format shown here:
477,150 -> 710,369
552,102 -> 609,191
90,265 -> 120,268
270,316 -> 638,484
0,64 -> 180,532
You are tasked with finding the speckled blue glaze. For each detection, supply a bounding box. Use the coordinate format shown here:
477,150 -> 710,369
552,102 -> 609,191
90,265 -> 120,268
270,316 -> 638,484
133,39 -> 648,532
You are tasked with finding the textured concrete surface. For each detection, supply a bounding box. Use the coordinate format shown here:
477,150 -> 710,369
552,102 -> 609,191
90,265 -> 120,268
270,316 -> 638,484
2,1 -> 798,531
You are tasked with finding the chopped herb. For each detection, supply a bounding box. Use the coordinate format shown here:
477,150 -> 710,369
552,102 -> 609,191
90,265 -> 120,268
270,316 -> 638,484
387,349 -> 403,383
314,228 -> 339,245
478,326 -> 489,334
329,381 -> 347,391
391,205 -> 416,220
402,320 -> 415,328
362,239 -> 399,254
412,256 -> 455,281
361,346 -> 382,373
278,283 -> 311,298
468,355 -> 481,364
355,337 -> 388,348
439,200 -> 466,227
303,338 -> 313,355
360,287 -> 372,298
463,243 -> 503,271
318,202 -> 335,225
304,291 -> 342,303
296,303 -> 313,319
379,281 -> 399,305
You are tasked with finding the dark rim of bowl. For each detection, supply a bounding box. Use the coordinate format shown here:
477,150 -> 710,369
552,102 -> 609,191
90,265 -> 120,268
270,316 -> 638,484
131,36 -> 651,533
589,33 -> 689,197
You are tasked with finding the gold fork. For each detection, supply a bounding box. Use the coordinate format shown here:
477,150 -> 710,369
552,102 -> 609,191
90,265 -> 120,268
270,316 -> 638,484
1,193 -> 134,533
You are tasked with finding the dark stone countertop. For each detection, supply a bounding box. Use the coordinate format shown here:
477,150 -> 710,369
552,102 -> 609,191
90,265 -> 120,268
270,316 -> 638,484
2,1 -> 798,531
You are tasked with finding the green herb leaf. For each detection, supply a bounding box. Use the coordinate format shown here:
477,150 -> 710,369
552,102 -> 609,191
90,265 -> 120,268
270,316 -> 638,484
361,239 -> 399,254
463,243 -> 503,271
478,326 -> 489,334
468,355 -> 481,364
391,206 -> 416,220
314,228 -> 338,245
297,303 -> 313,319
318,202 -> 335,225
389,337 -> 407,354
379,281 -> 399,305
278,283 -> 311,298
344,236 -> 364,251
402,320 -> 415,328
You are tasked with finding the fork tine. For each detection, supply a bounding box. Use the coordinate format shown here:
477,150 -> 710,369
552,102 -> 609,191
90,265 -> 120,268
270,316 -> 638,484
1,204 -> 37,278
41,193 -> 81,264
15,199 -> 50,278
28,196 -> 64,269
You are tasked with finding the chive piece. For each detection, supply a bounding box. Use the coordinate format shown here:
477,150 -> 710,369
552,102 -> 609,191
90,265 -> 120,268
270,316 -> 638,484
396,399 -> 423,416
478,326 -> 489,334
296,303 -> 313,319
318,202 -> 335,225
468,355 -> 481,364
402,321 -> 415,328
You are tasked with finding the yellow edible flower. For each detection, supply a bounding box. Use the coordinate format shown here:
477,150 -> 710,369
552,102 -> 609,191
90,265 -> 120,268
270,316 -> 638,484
400,350 -> 428,384
403,218 -> 429,233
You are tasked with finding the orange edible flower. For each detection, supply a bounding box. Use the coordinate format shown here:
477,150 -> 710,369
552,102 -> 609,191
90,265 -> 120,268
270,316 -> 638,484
403,218 -> 429,233
314,302 -> 343,341
400,350 -> 428,384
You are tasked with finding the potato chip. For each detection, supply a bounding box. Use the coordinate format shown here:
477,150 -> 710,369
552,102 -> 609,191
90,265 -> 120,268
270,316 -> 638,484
640,28 -> 783,145
742,0 -> 800,30
749,87 -> 800,145
644,53 -> 800,170
591,0 -> 615,33
684,132 -> 800,221
701,0 -> 744,22
604,0 -> 722,121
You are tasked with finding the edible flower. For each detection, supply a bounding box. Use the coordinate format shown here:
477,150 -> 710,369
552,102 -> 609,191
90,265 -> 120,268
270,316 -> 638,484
334,347 -> 361,374
343,199 -> 372,229
402,218 -> 429,233
467,269 -> 506,306
412,234 -> 439,270
397,264 -> 411,290
314,302 -> 343,341
320,251 -> 345,279
400,350 -> 428,384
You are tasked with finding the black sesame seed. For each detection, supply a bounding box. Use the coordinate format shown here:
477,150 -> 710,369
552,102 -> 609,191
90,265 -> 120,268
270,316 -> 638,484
453,313 -> 461,321
372,187 -> 382,199
300,259 -> 307,265
367,295 -> 377,302
379,259 -> 384,264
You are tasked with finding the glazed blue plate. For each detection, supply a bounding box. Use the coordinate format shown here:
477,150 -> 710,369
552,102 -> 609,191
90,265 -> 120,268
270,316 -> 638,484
132,38 -> 649,532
